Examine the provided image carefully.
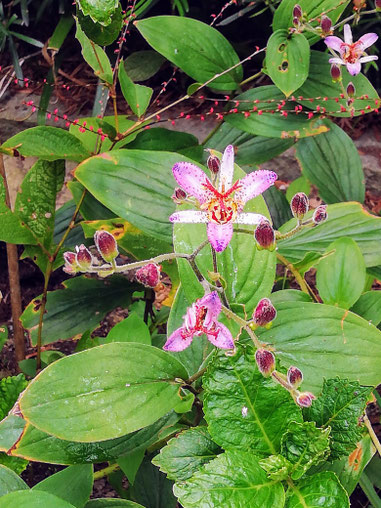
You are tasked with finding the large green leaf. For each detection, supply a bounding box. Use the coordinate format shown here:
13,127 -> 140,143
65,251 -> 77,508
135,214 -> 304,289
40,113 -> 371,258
285,471 -> 349,507
257,302 -> 381,392
118,62 -> 152,118
295,121 -> 365,203
174,450 -> 285,508
77,0 -> 118,26
225,86 -> 329,139
1,127 -> 90,162
18,343 -> 187,442
351,291 -> 381,326
135,16 -> 242,91
278,202 -> 381,268
0,464 -> 28,497
0,490 -> 76,508
204,346 -> 302,456
21,276 -> 138,346
266,30 -> 310,97
316,238 -> 366,309
304,378 -> 372,461
153,427 -> 221,481
75,150 -> 198,243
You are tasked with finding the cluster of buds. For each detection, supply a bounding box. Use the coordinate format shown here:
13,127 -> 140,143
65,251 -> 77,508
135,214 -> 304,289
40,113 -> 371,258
254,220 -> 276,251
292,4 -> 303,28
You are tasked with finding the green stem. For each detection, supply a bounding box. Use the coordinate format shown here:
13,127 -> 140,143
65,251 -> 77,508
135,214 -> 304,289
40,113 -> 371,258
333,9 -> 377,29
359,472 -> 381,508
240,70 -> 263,87
276,253 -> 312,297
364,412 -> 381,457
186,366 -> 208,385
221,304 -> 262,349
93,463 -> 120,480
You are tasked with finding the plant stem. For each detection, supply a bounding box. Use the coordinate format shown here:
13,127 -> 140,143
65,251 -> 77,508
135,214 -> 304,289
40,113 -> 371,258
186,366 -> 208,385
221,304 -> 262,349
240,70 -> 263,87
276,252 -> 313,297
364,412 -> 381,457
359,472 -> 381,508
93,463 -> 120,480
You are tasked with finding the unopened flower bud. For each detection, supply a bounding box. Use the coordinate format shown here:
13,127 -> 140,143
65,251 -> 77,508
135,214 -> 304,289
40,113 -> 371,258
320,15 -> 332,34
290,192 -> 309,220
287,366 -> 303,389
313,205 -> 328,224
63,251 -> 78,275
255,349 -> 275,377
253,298 -> 277,328
76,244 -> 93,270
135,263 -> 161,288
292,16 -> 300,27
254,220 -> 275,251
376,0 -> 381,10
94,230 -> 118,263
346,82 -> 355,98
330,64 -> 341,82
207,155 -> 220,174
296,391 -> 316,408
172,187 -> 187,204
293,4 -> 302,19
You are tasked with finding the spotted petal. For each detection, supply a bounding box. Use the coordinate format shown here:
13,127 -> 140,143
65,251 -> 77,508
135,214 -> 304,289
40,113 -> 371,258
207,222 -> 233,252
207,323 -> 234,349
358,32 -> 378,50
218,144 -> 235,193
234,212 -> 267,225
359,55 -> 378,63
199,291 -> 222,326
169,210 -> 208,223
172,162 -> 213,204
346,62 -> 361,76
324,36 -> 343,52
163,327 -> 193,352
343,24 -> 352,45
235,170 -> 277,207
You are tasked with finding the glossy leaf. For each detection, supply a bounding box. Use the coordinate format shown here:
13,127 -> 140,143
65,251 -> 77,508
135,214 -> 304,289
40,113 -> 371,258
174,450 -> 285,508
118,62 -> 152,117
257,303 -> 381,392
351,291 -> 381,326
135,16 -> 242,90
0,375 -> 28,420
69,181 -> 116,221
21,276 -> 138,346
204,346 -> 302,455
285,471 -> 349,507
18,343 -> 187,442
1,127 -> 90,162
296,121 -> 365,203
0,490 -> 76,508
77,6 -> 122,45
0,464 -> 28,497
124,51 -> 165,82
266,30 -> 310,97
316,237 -> 366,309
117,448 -> 145,485
153,427 -> 221,481
105,313 -> 151,345
304,378 -> 372,460
278,202 -> 381,268
77,0 -> 118,25
0,415 -> 26,452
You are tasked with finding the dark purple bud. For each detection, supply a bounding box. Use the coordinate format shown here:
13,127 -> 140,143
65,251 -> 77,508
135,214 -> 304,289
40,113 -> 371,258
287,366 -> 303,389
320,15 -> 332,34
255,349 -> 275,377
292,16 -> 300,27
313,205 -> 328,224
135,263 -> 161,288
346,82 -> 355,98
76,244 -> 93,270
172,187 -> 187,204
254,220 -> 275,251
290,192 -> 309,219
63,251 -> 77,266
94,230 -> 118,263
253,298 -> 277,327
376,0 -> 381,9
296,391 -> 316,408
330,64 -> 341,82
293,4 -> 302,19
207,155 -> 220,174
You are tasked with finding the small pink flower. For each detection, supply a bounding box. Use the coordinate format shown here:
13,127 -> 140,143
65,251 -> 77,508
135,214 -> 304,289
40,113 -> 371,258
163,291 -> 234,352
324,24 -> 378,76
169,145 -> 277,252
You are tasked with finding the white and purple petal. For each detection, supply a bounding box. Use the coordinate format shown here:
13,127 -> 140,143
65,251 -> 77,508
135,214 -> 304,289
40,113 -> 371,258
207,323 -> 234,350
207,222 -> 233,252
346,61 -> 361,76
234,212 -> 268,225
172,162 -> 212,204
169,210 -> 208,224
358,32 -> 378,50
219,144 -> 235,192
329,57 -> 345,65
183,304 -> 197,330
324,36 -> 343,52
343,24 -> 352,45
199,291 -> 222,326
163,327 -> 193,352
234,170 -> 277,207
359,55 -> 378,63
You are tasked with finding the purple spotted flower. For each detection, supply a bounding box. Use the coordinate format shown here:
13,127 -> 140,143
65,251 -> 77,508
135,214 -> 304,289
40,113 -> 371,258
163,291 -> 234,352
169,145 -> 277,252
324,24 -> 378,76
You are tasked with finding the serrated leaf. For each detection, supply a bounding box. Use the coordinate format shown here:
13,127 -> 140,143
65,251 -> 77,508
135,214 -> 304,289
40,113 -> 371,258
0,464 -> 28,497
77,0 -> 118,26
118,62 -> 152,117
153,427 -> 220,481
259,454 -> 293,481
77,6 -> 122,45
174,450 -> 285,508
304,378 -> 372,460
351,291 -> 381,326
285,471 -> 349,507
0,375 -> 28,421
204,345 -> 302,455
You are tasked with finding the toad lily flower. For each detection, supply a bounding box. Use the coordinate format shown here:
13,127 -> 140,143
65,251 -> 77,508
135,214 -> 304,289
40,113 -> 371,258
324,24 -> 378,76
169,145 -> 277,252
163,291 -> 234,352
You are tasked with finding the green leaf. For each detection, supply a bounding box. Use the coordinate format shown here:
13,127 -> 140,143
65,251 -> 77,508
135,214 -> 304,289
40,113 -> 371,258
0,415 -> 26,452
124,51 -> 165,82
296,51 -> 379,118
225,86 -> 329,139
351,291 -> 381,326
135,16 -> 242,91
304,378 -> 372,461
259,454 -> 293,481
77,6 -> 122,45
281,421 -> 330,480
118,62 -> 153,117
75,20 -> 113,84
285,471 -> 349,507
85,501 -> 144,508
0,325 -> 8,353
33,465 -> 93,508
204,345 -> 302,456
278,202 -> 381,268
21,276 -> 138,346
0,490 -> 76,508
105,313 -> 151,345
257,302 -> 381,392
0,464 -> 28,497
266,30 -> 310,97
296,121 -> 365,203
77,0 -> 118,25
364,454 -> 381,490
174,450 -> 285,508
0,375 -> 28,420
153,427 -> 221,481
285,175 -> 311,203
316,238 -> 366,309
0,179 -> 36,244
1,127 -> 90,162
271,289 -> 312,304
18,343 -> 187,442
117,448 -> 145,485
0,454 -> 27,475
69,181 -> 117,221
